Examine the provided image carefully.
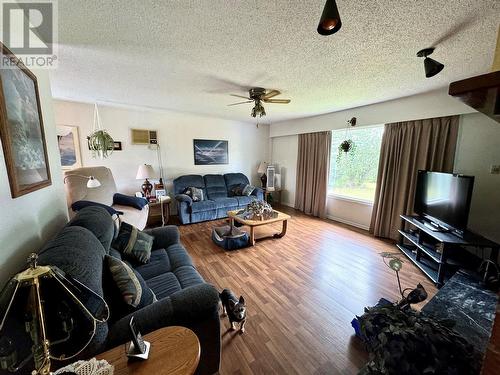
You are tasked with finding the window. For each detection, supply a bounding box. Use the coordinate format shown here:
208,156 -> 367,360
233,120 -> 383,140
328,125 -> 384,202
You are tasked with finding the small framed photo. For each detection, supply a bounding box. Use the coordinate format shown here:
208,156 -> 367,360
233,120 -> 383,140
155,189 -> 167,199
88,140 -> 123,151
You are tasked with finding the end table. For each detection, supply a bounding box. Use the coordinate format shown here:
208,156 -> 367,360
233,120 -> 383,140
147,196 -> 171,227
264,189 -> 282,205
96,326 -> 200,375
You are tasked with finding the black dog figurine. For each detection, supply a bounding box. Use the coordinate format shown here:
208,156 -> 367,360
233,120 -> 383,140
220,289 -> 247,333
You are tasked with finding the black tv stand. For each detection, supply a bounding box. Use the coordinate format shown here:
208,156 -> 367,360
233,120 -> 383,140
421,219 -> 449,232
398,215 -> 499,288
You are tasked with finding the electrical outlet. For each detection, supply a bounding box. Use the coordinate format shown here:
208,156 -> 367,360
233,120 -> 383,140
490,165 -> 500,175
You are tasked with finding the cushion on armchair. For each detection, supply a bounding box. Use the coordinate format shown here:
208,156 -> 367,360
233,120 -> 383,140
113,193 -> 148,210
72,200 -> 123,216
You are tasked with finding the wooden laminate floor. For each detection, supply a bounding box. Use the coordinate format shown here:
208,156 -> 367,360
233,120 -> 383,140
178,206 -> 437,375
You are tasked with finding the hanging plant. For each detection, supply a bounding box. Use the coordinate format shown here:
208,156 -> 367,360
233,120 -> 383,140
337,117 -> 357,160
339,139 -> 354,153
87,130 -> 114,159
87,103 -> 114,159
337,139 -> 356,160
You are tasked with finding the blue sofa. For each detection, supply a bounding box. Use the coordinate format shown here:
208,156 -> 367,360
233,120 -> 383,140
33,207 -> 221,375
174,173 -> 263,224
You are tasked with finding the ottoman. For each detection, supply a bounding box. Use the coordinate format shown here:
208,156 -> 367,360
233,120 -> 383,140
212,225 -> 249,250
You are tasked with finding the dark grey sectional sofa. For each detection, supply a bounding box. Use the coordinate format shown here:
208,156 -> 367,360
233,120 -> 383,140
35,206 -> 220,375
174,173 -> 263,224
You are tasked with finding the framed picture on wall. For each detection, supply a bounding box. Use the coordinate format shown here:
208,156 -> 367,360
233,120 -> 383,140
193,139 -> 228,165
0,43 -> 51,198
56,125 -> 82,170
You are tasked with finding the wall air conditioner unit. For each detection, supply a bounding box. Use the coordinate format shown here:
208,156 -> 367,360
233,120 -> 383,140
131,129 -> 158,145
266,165 -> 275,192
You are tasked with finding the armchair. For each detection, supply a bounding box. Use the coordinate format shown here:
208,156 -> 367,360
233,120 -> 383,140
64,166 -> 149,230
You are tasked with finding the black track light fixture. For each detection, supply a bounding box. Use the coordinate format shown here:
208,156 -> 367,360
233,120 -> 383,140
417,47 -> 444,78
317,0 -> 342,35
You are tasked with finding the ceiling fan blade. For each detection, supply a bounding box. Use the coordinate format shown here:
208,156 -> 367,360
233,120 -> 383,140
230,94 -> 251,100
262,90 -> 281,99
263,99 -> 291,104
227,101 -> 253,106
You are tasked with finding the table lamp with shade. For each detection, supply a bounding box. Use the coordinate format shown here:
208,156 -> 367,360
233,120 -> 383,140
136,164 -> 156,197
257,162 -> 268,189
0,253 -> 109,374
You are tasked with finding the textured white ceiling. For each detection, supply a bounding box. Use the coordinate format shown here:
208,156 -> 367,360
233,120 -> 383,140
51,0 -> 500,123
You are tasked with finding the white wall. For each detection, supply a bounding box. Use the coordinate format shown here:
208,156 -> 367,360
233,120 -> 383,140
271,88 -> 473,138
325,197 -> 373,230
270,135 -> 297,206
455,112 -> 500,244
53,100 -> 270,196
270,89 -> 488,231
0,72 -> 68,286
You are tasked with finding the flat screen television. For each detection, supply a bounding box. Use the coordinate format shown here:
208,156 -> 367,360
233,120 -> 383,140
414,170 -> 474,235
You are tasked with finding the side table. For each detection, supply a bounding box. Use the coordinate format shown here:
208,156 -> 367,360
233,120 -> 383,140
147,196 -> 171,227
264,189 -> 282,205
96,326 -> 200,375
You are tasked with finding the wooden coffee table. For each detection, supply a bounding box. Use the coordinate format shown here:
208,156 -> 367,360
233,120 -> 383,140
227,209 -> 291,246
96,326 -> 200,375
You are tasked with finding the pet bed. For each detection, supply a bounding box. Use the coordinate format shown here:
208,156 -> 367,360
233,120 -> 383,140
212,224 -> 249,250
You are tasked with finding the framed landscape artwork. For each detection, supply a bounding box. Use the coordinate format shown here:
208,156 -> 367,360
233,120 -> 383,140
0,43 -> 51,198
193,139 -> 229,165
56,125 -> 82,170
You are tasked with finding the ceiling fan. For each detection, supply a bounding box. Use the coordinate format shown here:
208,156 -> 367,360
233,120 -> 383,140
228,87 -> 291,118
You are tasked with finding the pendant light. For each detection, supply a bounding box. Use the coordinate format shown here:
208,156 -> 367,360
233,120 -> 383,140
417,48 -> 444,78
317,0 -> 342,35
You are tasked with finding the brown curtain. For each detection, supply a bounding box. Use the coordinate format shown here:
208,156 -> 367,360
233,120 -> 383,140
295,131 -> 332,218
370,115 -> 459,240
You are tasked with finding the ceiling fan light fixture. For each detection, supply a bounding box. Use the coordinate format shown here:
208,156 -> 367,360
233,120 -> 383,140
251,101 -> 266,118
417,47 -> 444,78
317,0 -> 342,35
228,87 -> 289,118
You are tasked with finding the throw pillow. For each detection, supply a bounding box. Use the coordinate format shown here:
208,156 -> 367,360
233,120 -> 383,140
113,193 -> 148,210
184,186 -> 204,202
242,184 -> 256,196
71,200 -> 124,216
112,222 -> 154,264
230,183 -> 246,196
104,255 -> 156,309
